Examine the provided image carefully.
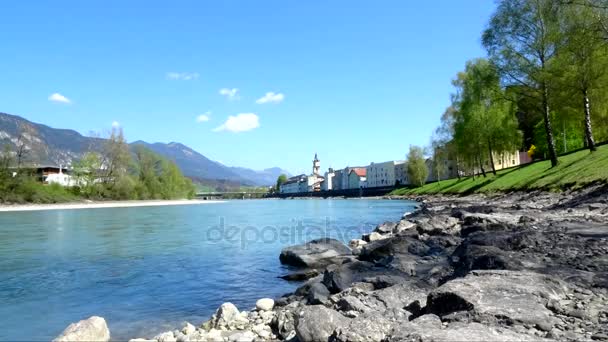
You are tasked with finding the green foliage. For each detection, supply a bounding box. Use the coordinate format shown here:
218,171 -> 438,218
406,145 -> 428,187
276,174 -> 288,192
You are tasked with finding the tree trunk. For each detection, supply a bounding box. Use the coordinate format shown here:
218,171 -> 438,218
583,88 -> 597,152
478,155 -> 487,178
488,141 -> 497,176
542,83 -> 559,167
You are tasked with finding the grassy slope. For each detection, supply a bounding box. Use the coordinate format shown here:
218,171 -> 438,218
391,144 -> 608,195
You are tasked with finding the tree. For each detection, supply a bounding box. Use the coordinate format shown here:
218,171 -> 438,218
450,59 -> 522,177
554,2 -> 608,151
100,127 -> 131,186
276,174 -> 287,192
73,152 -> 103,196
406,145 -> 429,187
483,0 -> 561,167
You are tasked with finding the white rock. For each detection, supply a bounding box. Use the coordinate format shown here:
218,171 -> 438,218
129,339 -> 155,342
207,328 -> 223,341
53,316 -> 110,342
349,239 -> 367,249
182,322 -> 196,336
257,329 -> 271,339
255,298 -> 274,311
227,331 -> 256,342
212,302 -> 241,328
367,232 -> 388,242
153,331 -> 177,342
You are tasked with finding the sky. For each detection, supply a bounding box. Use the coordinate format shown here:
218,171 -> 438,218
0,1 -> 496,175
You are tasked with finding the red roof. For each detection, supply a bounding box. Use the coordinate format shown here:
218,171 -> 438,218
350,168 -> 366,177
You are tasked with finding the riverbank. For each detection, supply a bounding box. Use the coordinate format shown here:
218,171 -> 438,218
0,199 -> 224,212
391,143 -> 608,196
54,184 -> 608,341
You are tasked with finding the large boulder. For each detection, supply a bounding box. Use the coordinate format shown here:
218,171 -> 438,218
413,215 -> 461,236
451,244 -> 523,276
426,270 -> 568,328
279,238 -> 351,268
359,235 -> 431,263
391,321 -> 545,341
333,310 -> 408,341
295,305 -> 350,341
53,316 -> 110,342
322,261 -> 381,293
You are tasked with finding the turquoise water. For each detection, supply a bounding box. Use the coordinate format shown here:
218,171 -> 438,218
0,199 -> 415,340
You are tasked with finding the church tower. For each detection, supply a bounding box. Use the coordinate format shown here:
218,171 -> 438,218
312,153 -> 320,176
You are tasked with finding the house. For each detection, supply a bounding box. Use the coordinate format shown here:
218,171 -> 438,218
280,174 -> 307,194
36,165 -> 76,187
322,168 -> 335,191
347,168 -> 367,189
332,169 -> 345,190
366,160 -> 406,188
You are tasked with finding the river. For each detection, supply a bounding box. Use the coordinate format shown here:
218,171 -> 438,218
0,198 -> 416,340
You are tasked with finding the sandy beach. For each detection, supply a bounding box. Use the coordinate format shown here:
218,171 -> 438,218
0,199 -> 225,212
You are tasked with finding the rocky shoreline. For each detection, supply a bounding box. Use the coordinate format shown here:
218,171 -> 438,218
55,185 -> 608,341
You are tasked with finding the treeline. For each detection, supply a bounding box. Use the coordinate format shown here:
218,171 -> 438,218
0,127 -> 195,203
428,0 -> 608,178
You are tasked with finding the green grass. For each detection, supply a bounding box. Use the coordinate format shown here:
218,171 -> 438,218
391,144 -> 608,196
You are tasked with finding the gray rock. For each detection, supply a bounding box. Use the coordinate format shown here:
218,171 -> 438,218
334,310 -> 407,341
336,295 -> 369,313
280,238 -> 351,268
279,269 -> 320,281
374,221 -> 397,234
295,305 -> 350,342
414,215 -> 461,236
53,316 -> 110,342
322,261 -> 380,293
271,303 -> 299,340
427,270 -> 568,327
307,282 -> 331,305
391,321 -> 545,341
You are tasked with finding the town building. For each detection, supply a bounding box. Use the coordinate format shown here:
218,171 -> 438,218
366,160 -> 407,188
347,168 -> 367,189
332,169 -> 345,191
321,168 -> 335,191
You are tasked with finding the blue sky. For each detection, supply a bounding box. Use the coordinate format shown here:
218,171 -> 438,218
0,1 -> 496,175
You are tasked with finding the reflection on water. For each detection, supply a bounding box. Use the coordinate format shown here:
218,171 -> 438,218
0,199 -> 415,340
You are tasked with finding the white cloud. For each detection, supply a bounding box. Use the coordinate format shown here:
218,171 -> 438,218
213,113 -> 259,133
112,121 -> 120,128
48,93 -> 71,104
256,92 -> 285,104
196,112 -> 211,123
219,88 -> 239,100
166,72 -> 199,81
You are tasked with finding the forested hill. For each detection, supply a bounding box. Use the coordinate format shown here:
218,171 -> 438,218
0,112 -> 289,185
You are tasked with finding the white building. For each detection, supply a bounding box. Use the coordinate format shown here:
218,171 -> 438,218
366,160 -> 407,188
322,168 -> 335,191
280,175 -> 307,194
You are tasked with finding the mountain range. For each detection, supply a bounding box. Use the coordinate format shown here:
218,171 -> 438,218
0,112 -> 290,186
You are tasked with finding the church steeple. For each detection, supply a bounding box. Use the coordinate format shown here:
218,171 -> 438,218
312,153 -> 320,176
